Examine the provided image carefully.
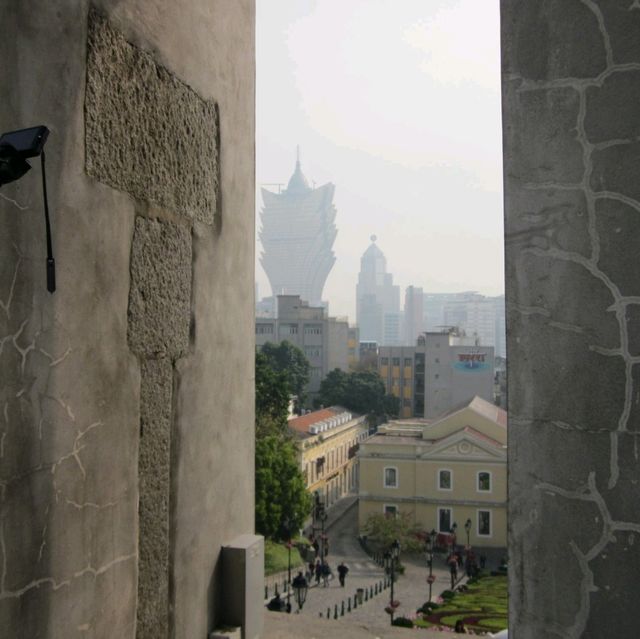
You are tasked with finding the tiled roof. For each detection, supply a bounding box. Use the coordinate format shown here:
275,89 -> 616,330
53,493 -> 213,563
288,406 -> 347,435
440,395 -> 507,428
459,425 -> 504,448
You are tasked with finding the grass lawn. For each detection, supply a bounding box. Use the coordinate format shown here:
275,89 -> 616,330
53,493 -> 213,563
264,539 -> 306,576
415,575 -> 508,633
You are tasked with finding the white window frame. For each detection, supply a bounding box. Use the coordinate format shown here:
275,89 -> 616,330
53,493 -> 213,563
477,509 -> 492,537
438,507 -> 453,533
437,468 -> 453,491
383,504 -> 398,517
477,470 -> 492,493
383,466 -> 398,489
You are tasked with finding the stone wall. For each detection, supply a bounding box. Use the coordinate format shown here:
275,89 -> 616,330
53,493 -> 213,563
0,2 -> 255,638
502,1 -> 640,637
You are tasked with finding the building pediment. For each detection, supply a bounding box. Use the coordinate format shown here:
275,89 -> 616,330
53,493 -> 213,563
421,428 -> 505,461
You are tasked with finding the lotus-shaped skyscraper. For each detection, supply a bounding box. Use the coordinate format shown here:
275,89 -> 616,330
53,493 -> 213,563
259,156 -> 337,306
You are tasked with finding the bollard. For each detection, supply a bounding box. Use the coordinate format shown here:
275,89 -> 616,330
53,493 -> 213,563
348,597 -> 351,612
374,583 -> 378,595
275,584 -> 279,596
327,607 -> 331,619
365,588 -> 369,601
341,601 -> 345,616
369,586 -> 373,598
265,585 -> 268,599
334,604 -> 338,619
354,594 -> 358,609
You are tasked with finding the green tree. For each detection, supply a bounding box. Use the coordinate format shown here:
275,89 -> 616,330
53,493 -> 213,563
316,368 -> 349,407
382,393 -> 401,418
316,368 -> 399,419
255,435 -> 312,540
255,350 -> 290,436
345,369 -> 386,414
261,341 -> 310,405
362,511 -> 423,554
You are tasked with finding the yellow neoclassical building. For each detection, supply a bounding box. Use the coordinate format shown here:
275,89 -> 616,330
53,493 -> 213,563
288,406 -> 369,507
358,396 -> 507,548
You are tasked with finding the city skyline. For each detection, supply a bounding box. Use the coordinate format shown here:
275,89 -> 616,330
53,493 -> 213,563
256,0 -> 503,320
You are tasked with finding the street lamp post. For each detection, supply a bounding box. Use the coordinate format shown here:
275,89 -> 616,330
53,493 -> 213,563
464,518 -> 472,551
387,539 -> 401,626
425,528 -> 436,602
284,517 -> 293,613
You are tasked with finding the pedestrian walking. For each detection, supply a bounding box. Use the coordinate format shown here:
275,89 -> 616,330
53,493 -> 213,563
321,561 -> 331,587
314,559 -> 322,585
449,556 -> 458,589
337,562 -> 349,587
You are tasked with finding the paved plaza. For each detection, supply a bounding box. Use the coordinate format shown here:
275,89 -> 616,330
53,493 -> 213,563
289,498 -> 458,625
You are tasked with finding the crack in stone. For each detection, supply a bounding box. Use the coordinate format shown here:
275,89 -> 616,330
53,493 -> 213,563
0,551 -> 136,601
509,63 -> 640,93
0,252 -> 21,319
37,506 -> 50,563
575,87 -> 600,264
535,472 -> 638,637
0,192 -> 28,211
50,420 -> 103,479
522,245 -> 633,485
580,0 -> 614,69
594,190 -> 640,213
39,346 -> 72,367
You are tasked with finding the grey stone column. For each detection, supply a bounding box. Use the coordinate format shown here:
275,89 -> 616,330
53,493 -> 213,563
502,1 -> 640,637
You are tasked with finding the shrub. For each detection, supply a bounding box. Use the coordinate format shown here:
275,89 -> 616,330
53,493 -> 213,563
440,590 -> 455,600
418,601 -> 439,614
392,617 -> 414,628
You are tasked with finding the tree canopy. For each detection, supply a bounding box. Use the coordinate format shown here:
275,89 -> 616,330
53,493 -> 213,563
255,350 -> 290,436
260,341 -> 310,404
255,346 -> 312,540
316,368 -> 400,418
362,511 -> 424,554
255,435 -> 312,540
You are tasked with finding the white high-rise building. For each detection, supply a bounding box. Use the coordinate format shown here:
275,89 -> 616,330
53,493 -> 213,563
355,236 -> 401,345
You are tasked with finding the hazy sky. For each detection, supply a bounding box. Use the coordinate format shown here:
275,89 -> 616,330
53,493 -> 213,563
256,0 -> 503,319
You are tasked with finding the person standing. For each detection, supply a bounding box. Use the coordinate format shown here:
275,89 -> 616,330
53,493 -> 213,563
321,561 -> 331,587
337,562 -> 349,587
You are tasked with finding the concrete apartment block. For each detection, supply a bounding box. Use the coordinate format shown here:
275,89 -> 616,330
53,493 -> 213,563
0,2 -> 255,639
503,1 -> 640,636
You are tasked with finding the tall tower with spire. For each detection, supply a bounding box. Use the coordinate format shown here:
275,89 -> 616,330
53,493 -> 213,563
356,236 -> 401,344
259,151 -> 337,307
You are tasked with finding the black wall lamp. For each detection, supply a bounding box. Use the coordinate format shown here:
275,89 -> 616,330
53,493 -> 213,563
0,125 -> 55,293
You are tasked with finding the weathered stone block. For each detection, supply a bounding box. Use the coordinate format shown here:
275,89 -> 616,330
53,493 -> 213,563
591,142 -> 640,202
503,85 -> 583,184
505,187 -> 590,257
595,198 -> 640,297
585,70 -> 640,143
587,534 -> 640,639
128,216 -> 191,358
137,358 -> 173,638
85,10 -> 218,224
501,0 -> 607,80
